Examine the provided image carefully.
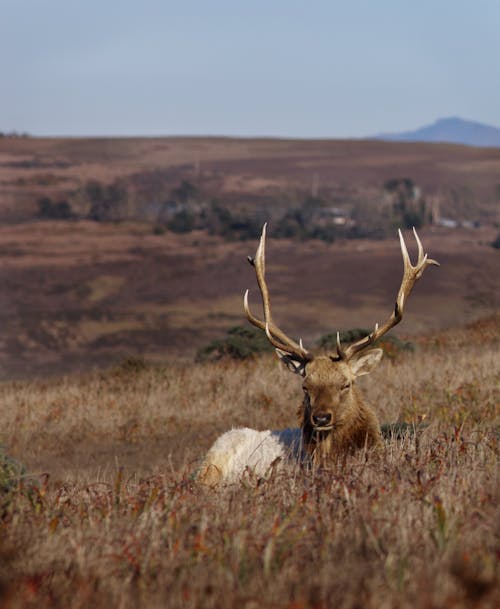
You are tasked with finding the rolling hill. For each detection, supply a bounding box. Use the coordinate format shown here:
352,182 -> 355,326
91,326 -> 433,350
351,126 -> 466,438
0,136 -> 499,378
375,116 -> 500,148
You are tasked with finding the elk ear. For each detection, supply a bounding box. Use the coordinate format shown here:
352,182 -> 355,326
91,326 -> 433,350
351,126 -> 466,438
350,348 -> 383,378
276,349 -> 307,376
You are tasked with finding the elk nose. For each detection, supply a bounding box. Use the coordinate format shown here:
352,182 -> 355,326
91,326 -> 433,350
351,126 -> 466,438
312,413 -> 332,428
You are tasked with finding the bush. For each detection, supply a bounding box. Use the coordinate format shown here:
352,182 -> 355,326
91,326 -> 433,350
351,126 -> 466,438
171,180 -> 198,203
202,202 -> 264,240
167,209 -> 196,233
491,233 -> 500,249
37,197 -> 74,220
196,326 -> 274,362
1,447 -> 25,502
402,200 -> 427,230
111,356 -> 149,377
86,181 -> 129,222
274,209 -> 308,239
152,224 -> 166,235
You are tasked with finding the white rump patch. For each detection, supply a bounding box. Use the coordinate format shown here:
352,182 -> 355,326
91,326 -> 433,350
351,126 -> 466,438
200,427 -> 304,484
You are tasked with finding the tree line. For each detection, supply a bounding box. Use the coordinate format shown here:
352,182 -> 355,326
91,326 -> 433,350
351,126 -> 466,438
37,176 -> 432,242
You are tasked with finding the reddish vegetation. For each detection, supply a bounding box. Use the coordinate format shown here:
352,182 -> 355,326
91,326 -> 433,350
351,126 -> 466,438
0,320 -> 498,608
0,137 -> 498,608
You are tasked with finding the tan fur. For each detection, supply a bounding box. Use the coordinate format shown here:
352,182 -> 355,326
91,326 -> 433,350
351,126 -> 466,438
295,353 -> 383,465
197,463 -> 223,486
198,352 -> 384,485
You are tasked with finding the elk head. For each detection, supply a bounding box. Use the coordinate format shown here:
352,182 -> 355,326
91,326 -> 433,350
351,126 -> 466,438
244,224 -> 439,459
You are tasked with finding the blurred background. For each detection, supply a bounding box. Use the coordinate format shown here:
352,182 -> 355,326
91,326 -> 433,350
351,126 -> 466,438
1,0 -> 499,379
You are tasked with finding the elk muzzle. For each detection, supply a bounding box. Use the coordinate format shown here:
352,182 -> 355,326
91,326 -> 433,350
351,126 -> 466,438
311,412 -> 334,431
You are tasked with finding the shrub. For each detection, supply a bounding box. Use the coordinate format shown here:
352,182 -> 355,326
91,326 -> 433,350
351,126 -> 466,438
37,197 -> 74,220
0,447 -> 25,500
171,180 -> 198,203
196,326 -> 274,362
491,233 -> 500,249
274,209 -> 308,239
167,209 -> 196,233
202,202 -> 264,240
152,224 -> 166,235
402,200 -> 427,230
86,181 -> 129,222
113,356 -> 148,375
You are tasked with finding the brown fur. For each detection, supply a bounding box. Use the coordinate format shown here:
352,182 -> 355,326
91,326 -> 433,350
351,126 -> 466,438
291,353 -> 383,465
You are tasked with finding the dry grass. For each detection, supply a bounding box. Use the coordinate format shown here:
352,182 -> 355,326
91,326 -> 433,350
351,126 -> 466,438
0,320 -> 498,608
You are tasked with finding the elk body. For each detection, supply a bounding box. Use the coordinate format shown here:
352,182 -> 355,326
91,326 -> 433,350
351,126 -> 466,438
197,225 -> 438,485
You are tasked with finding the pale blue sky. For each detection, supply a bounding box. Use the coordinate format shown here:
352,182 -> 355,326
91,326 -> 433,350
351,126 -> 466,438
2,0 -> 499,137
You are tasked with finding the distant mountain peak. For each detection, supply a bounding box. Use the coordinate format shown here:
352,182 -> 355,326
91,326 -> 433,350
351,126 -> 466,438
374,116 -> 500,148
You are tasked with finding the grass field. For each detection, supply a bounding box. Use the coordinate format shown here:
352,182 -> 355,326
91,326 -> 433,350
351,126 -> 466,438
1,315 -> 498,608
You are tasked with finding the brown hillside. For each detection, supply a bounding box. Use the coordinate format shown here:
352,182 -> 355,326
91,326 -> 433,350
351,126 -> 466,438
1,136 -> 500,221
1,136 -> 499,379
0,220 -> 498,379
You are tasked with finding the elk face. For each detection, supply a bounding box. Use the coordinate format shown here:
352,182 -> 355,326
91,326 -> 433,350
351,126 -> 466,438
291,350 -> 383,433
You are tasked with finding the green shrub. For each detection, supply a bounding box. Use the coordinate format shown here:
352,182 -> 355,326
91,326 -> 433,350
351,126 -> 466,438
196,326 -> 274,362
1,447 -> 25,498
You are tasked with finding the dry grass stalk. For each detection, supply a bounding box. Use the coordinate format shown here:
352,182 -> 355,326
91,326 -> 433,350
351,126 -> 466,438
0,317 -> 498,608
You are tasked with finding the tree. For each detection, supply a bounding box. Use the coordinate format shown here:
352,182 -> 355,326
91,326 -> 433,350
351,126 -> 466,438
37,197 -> 74,220
86,181 -> 128,221
167,210 -> 195,233
171,180 -> 198,203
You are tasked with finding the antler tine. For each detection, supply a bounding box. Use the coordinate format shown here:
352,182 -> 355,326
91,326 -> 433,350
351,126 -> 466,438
411,226 -> 439,276
412,226 -> 424,264
264,322 -> 298,353
336,331 -> 347,360
342,228 -> 439,360
244,223 -> 309,360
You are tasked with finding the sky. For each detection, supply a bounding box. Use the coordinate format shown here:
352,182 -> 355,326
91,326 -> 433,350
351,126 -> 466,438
2,0 -> 500,138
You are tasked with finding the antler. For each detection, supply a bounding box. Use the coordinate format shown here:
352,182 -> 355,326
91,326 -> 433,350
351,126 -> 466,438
337,228 -> 439,361
244,223 -> 310,360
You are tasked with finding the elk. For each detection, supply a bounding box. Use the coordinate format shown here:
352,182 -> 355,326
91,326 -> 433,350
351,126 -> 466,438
198,225 -> 438,485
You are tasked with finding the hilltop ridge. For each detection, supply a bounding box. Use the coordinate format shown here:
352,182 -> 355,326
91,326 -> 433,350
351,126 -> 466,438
375,116 -> 500,147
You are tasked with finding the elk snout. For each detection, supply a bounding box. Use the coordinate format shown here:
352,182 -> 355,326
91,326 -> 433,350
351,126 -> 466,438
311,412 -> 333,430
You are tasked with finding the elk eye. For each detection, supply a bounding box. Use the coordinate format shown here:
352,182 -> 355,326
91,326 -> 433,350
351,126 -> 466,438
341,382 -> 351,391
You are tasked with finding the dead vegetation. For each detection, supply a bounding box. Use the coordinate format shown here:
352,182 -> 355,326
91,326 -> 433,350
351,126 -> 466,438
0,317 -> 498,608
